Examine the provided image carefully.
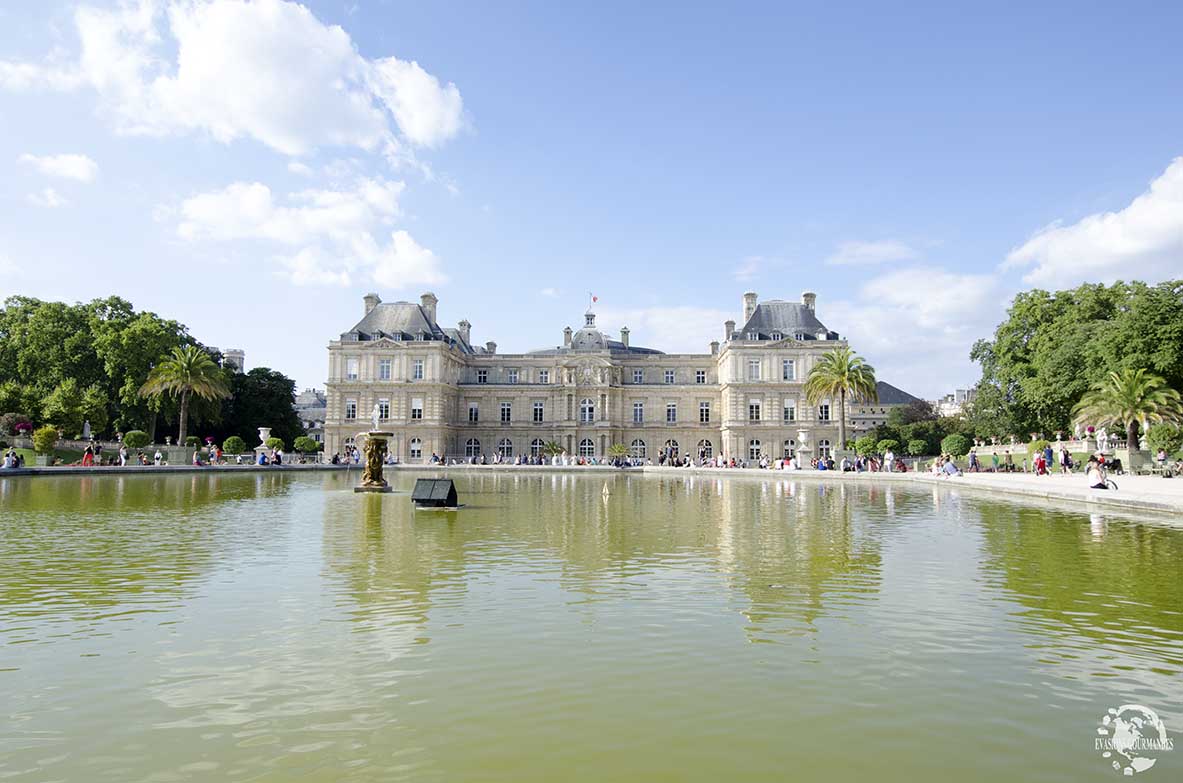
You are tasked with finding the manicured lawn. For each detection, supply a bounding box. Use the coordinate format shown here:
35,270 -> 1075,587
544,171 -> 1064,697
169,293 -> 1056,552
9,447 -> 86,465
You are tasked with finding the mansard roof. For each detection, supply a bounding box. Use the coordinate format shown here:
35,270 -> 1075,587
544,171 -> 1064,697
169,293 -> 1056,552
342,302 -> 477,353
738,300 -> 837,340
875,381 -> 923,405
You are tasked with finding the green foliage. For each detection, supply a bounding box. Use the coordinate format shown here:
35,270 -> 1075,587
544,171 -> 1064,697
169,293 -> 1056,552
184,435 -> 200,447
140,345 -> 231,444
888,400 -> 937,428
805,346 -> 878,449
541,441 -> 564,457
1072,368 -> 1183,448
970,281 -> 1183,436
42,379 -> 85,436
0,413 -> 32,436
293,436 -> 320,454
940,433 -> 971,457
122,430 -> 150,449
265,437 -> 285,451
906,439 -> 928,457
607,443 -> 630,458
208,368 -> 305,448
1027,439 -> 1051,455
1146,424 -> 1183,456
853,436 -> 878,456
876,439 -> 899,453
32,425 -> 59,455
223,435 -> 248,455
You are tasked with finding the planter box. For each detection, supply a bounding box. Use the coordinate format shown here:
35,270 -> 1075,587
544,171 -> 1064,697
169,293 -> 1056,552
35,455 -> 53,466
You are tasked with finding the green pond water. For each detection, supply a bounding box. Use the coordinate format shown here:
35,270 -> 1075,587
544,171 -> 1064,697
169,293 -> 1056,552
1,471 -> 1180,782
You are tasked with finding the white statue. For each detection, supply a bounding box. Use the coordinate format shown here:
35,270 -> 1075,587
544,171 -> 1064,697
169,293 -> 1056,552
1097,427 -> 1108,452
371,402 -> 382,431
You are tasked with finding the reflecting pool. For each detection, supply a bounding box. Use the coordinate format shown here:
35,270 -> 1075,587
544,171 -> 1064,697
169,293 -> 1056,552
1,472 -> 1180,781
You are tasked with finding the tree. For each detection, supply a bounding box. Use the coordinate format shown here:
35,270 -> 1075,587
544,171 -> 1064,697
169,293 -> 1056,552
293,436 -> 320,454
265,437 -> 285,451
32,425 -> 58,455
877,439 -> 899,454
139,345 -> 230,444
888,400 -> 937,428
804,346 -> 878,453
223,435 -> 248,455
853,436 -> 878,456
1072,368 -> 1183,450
122,430 -> 150,449
906,439 -> 928,457
42,378 -> 85,436
941,433 -> 971,457
1146,424 -> 1183,457
210,368 -> 304,447
541,441 -> 564,458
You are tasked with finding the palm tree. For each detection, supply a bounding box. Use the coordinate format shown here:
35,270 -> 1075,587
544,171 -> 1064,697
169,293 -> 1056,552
607,443 -> 630,463
541,440 -> 564,459
1072,368 -> 1183,450
804,346 -> 878,453
139,345 -> 231,444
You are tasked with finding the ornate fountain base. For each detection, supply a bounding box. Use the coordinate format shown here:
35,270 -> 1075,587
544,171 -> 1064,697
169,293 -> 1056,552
354,431 -> 394,493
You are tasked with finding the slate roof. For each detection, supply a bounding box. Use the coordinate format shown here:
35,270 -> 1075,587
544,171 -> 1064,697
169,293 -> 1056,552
874,381 -> 922,405
342,302 -> 477,353
737,300 -> 837,340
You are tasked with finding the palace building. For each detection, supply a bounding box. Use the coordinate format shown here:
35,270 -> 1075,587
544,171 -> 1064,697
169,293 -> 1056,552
323,291 -> 919,462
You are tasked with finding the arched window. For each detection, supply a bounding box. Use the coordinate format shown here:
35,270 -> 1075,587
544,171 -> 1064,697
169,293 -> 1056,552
782,439 -> 796,459
748,439 -> 762,460
465,438 -> 481,457
579,397 -> 595,423
344,436 -> 354,446
697,439 -> 713,458
530,438 -> 545,457
497,438 -> 514,457
818,439 -> 832,458
630,439 -> 647,458
664,439 -> 679,456
578,438 -> 595,457
409,437 -> 422,459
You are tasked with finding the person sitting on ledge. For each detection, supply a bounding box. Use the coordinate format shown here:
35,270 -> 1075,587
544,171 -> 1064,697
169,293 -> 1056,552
1086,456 -> 1108,490
257,451 -> 269,466
941,456 -> 961,478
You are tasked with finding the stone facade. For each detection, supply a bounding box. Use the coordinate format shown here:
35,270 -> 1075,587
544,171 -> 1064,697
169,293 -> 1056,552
324,291 -> 914,462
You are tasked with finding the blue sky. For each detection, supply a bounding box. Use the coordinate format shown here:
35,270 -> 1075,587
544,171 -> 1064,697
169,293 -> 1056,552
2,0 -> 1182,398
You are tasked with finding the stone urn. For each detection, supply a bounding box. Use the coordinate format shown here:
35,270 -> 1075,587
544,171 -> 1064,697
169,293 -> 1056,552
257,427 -> 272,447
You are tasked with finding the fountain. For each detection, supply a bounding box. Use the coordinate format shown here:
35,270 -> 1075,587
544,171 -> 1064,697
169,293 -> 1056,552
354,404 -> 393,493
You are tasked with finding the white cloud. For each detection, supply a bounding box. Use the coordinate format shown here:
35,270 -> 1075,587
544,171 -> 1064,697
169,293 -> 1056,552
364,230 -> 446,288
596,306 -> 733,354
1,0 -> 466,156
18,153 -> 99,182
734,256 -> 763,282
287,161 -> 314,177
1005,157 -> 1183,287
27,187 -> 69,208
826,239 -> 918,266
539,287 -> 559,297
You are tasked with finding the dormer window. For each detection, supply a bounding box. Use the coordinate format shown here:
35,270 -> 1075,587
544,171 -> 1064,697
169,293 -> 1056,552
770,332 -> 782,341
794,332 -> 805,341
747,332 -> 758,340
392,333 -> 402,341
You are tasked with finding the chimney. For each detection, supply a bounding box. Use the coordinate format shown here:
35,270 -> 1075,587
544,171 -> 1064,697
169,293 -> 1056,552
420,292 -> 438,323
710,341 -> 719,355
620,326 -> 630,348
743,291 -> 758,323
363,292 -> 381,316
458,319 -> 471,345
801,291 -> 816,312
485,341 -> 497,354
724,319 -> 735,340
563,326 -> 573,348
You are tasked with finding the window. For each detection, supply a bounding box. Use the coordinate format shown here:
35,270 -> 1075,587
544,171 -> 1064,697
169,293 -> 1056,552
818,439 -> 832,459
770,332 -> 782,341
630,439 -> 647,458
699,402 -> 710,424
749,439 -> 762,460
633,369 -> 644,384
539,369 -> 549,384
747,359 -> 761,381
666,403 -> 677,423
412,359 -> 424,380
378,359 -> 391,380
748,401 -> 761,422
697,439 -> 713,458
345,358 -> 359,380
530,438 -> 545,457
580,398 -> 595,423
818,404 -> 831,422
497,438 -> 514,457
507,369 -> 519,384
747,332 -> 758,340
345,398 -> 357,420
500,402 -> 512,423
477,369 -> 488,384
633,402 -> 644,424
664,439 -> 679,456
664,370 -> 675,384
783,439 -> 796,459
794,332 -> 805,341
783,402 -> 796,422
782,359 -> 795,381
465,438 -> 481,457
468,403 -> 479,423
533,402 -> 544,423
409,438 -> 422,459
411,398 -> 423,420
578,438 -> 595,457
695,370 -> 706,384
378,398 -> 390,420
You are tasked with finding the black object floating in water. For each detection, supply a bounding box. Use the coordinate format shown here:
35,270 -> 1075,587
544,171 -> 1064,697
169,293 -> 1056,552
411,478 -> 461,509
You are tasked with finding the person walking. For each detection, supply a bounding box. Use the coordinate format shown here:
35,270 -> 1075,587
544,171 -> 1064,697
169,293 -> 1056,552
82,443 -> 94,467
1060,447 -> 1072,475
